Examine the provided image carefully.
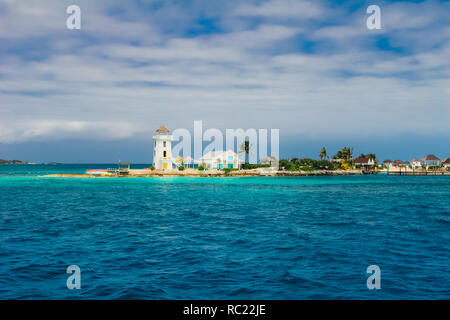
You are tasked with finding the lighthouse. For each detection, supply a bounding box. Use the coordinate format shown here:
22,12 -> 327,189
153,125 -> 173,170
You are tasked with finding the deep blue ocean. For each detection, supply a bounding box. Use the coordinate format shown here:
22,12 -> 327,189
0,164 -> 449,299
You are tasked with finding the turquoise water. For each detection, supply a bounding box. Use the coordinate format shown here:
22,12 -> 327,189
0,164 -> 449,299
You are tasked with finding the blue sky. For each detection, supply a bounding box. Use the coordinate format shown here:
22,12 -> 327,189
0,0 -> 449,162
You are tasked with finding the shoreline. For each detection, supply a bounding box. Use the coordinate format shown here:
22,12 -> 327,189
40,168 -> 450,178
42,169 -> 366,178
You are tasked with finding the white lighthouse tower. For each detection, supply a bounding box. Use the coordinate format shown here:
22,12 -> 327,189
153,125 -> 173,170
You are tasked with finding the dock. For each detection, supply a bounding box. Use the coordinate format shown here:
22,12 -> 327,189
387,170 -> 449,176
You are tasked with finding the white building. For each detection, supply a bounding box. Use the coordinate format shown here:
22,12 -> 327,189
353,156 -> 375,169
151,127 -> 240,170
410,158 -> 422,168
198,150 -> 240,169
152,126 -> 174,170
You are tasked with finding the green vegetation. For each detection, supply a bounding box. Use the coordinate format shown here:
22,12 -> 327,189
175,155 -> 185,167
319,147 -> 328,160
222,168 -> 238,175
0,159 -> 31,164
336,161 -> 353,170
333,147 -> 353,162
279,158 -> 336,171
178,166 -> 185,171
240,163 -> 270,169
198,165 -> 205,171
150,166 -> 155,170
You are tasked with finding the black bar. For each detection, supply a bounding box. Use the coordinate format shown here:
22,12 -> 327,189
1,300 -> 448,318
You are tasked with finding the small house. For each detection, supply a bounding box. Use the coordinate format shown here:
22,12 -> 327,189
118,162 -> 131,175
392,160 -> 405,167
442,158 -> 450,168
410,158 -> 422,168
353,157 -> 375,169
422,154 -> 440,168
199,150 -> 240,169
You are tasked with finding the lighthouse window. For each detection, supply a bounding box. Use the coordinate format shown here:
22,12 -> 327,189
163,141 -> 166,147
163,151 -> 167,158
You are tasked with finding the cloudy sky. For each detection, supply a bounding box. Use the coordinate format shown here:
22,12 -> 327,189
0,0 -> 449,162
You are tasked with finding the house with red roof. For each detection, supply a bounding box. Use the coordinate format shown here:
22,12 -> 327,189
392,160 -> 406,167
442,158 -> 450,168
353,156 -> 375,170
422,154 -> 440,168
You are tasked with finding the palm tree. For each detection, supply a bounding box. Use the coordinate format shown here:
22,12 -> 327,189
240,140 -> 251,164
334,147 -> 353,163
319,147 -> 327,160
175,155 -> 184,167
341,147 -> 353,163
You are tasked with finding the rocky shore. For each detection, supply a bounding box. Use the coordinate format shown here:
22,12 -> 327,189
43,168 -> 364,178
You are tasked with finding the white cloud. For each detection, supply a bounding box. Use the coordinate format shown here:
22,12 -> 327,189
0,120 -> 142,143
0,0 -> 449,145
234,0 -> 324,19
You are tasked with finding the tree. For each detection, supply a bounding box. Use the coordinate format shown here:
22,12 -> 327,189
342,147 -> 353,162
334,147 -> 353,163
175,155 -> 185,167
240,140 -> 251,164
319,147 -> 327,160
